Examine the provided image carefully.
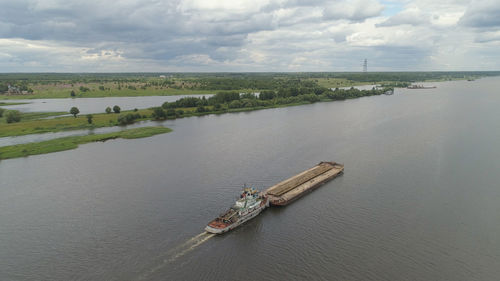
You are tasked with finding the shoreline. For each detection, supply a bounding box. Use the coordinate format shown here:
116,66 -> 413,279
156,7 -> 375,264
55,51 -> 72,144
0,86 -> 389,138
0,75 -> 491,158
0,126 -> 171,160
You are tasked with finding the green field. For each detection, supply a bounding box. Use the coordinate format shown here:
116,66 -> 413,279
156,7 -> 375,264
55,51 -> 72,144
309,78 -> 366,88
0,111 -> 67,124
0,126 -> 172,160
2,72 -> 496,99
0,109 -> 155,137
0,86 -> 216,100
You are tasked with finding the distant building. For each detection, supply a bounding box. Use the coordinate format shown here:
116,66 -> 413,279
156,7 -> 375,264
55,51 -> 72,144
7,85 -> 21,94
159,75 -> 166,78
6,84 -> 32,95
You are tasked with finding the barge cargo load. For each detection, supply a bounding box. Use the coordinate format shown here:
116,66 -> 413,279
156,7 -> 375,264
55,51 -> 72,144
265,162 -> 344,206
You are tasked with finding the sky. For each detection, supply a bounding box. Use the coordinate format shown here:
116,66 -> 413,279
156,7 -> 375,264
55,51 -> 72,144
0,0 -> 499,72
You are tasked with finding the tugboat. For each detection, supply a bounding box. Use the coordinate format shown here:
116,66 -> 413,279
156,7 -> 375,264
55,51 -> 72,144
205,187 -> 268,234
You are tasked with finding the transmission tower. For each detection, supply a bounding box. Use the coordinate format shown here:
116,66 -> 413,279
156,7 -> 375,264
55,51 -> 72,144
363,59 -> 367,73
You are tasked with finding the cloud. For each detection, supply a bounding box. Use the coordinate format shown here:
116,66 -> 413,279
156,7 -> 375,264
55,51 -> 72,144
323,0 -> 384,22
0,38 -> 132,72
376,7 -> 429,27
0,0 -> 499,71
459,0 -> 500,28
474,31 -> 500,43
457,0 -> 500,47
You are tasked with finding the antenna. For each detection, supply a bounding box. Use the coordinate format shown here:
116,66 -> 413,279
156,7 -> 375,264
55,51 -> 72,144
363,59 -> 367,73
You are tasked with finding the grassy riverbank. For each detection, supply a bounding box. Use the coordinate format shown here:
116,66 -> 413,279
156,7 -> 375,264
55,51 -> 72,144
0,102 -> 313,138
0,101 -> 29,105
0,109 -> 151,137
311,78 -> 368,88
0,88 -> 217,100
0,111 -> 67,124
0,126 -> 171,160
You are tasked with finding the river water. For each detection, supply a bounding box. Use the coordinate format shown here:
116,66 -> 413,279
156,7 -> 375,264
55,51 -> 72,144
1,77 -> 500,280
1,95 -> 211,114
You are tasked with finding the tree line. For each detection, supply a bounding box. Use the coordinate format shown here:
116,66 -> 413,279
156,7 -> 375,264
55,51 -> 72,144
150,86 -> 392,120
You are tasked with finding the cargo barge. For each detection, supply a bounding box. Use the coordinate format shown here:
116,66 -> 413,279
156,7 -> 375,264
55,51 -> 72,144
265,162 -> 344,206
205,162 -> 343,234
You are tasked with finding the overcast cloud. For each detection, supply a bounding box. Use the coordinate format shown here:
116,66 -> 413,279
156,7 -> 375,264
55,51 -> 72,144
0,0 -> 499,72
